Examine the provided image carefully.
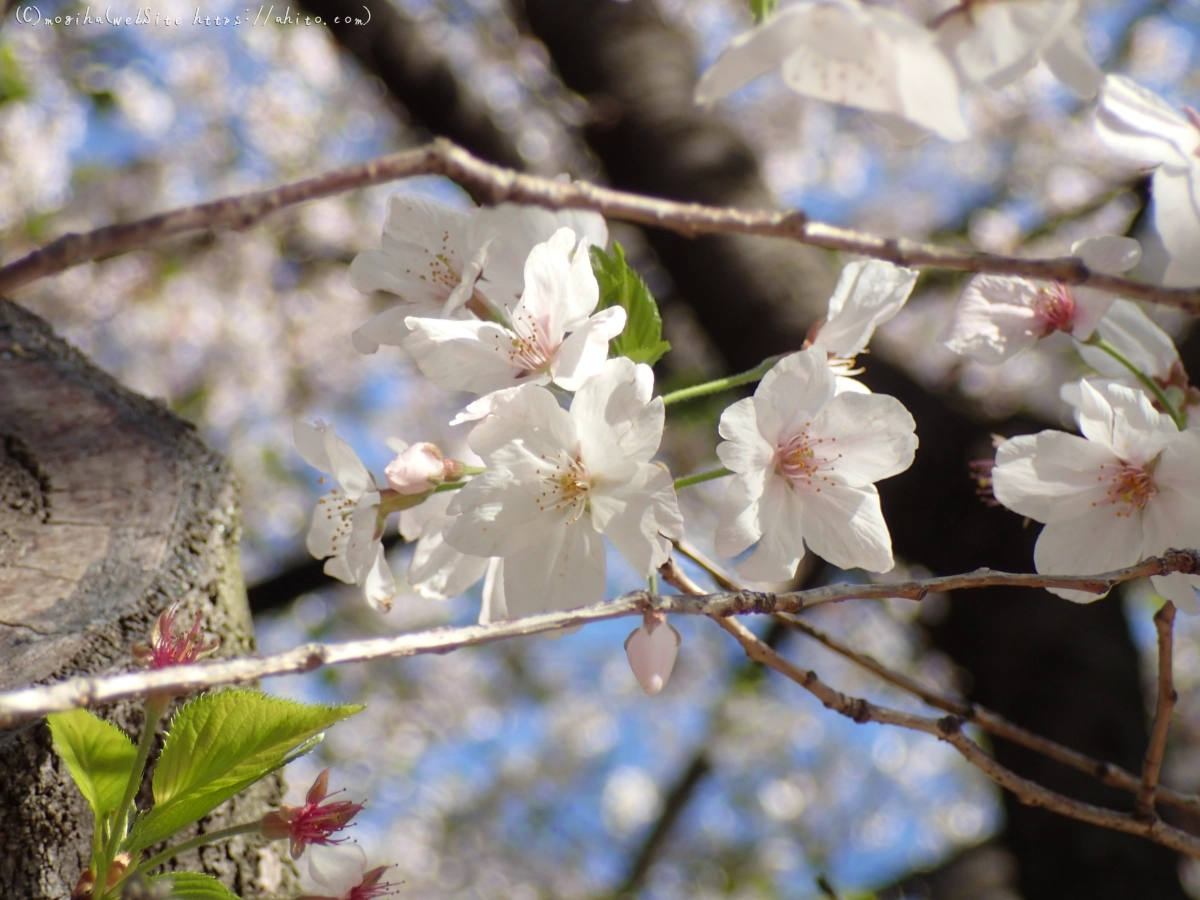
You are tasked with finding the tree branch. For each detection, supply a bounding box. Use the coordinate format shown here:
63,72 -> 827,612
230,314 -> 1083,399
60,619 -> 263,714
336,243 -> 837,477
714,615 -> 1200,860
776,611 -> 1200,816
2,553 -> 1194,728
5,140 -> 1200,313
1135,601 -> 1178,821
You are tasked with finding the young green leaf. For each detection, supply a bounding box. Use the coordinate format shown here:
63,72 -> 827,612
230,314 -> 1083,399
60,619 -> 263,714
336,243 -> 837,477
47,708 -> 138,819
125,690 -> 362,855
590,242 -> 672,367
147,871 -> 241,900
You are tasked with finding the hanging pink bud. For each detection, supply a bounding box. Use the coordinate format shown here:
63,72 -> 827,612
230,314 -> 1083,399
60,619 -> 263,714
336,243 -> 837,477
624,611 -> 681,696
131,603 -> 220,670
384,442 -> 447,495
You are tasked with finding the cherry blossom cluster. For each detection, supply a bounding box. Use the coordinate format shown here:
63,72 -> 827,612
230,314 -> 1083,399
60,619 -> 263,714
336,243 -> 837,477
295,2 -> 1200,692
297,198 -> 924,693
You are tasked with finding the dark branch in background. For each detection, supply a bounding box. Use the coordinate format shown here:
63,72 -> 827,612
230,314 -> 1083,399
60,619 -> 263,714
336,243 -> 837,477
297,0 -> 525,171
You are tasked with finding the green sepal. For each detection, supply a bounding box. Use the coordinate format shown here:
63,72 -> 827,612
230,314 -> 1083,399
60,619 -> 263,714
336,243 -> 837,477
591,242 -> 672,367
124,689 -> 362,855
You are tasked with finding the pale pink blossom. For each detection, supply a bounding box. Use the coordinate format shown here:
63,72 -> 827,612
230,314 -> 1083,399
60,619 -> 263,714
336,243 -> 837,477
715,347 -> 917,581
445,358 -> 683,616
992,381 -> 1200,611
696,0 -> 967,142
943,236 -> 1142,364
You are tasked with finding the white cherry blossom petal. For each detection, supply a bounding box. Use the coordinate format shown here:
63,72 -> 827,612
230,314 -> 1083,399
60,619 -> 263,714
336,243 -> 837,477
589,462 -> 682,577
308,841 -> 368,896
716,398 -> 775,475
816,260 -> 918,360
1080,300 -> 1178,381
571,358 -> 662,472
502,518 -> 607,617
1035,508 -> 1145,602
808,392 -> 918,487
1071,236 -> 1142,275
1095,75 -> 1199,168
942,275 -> 1043,363
479,557 -> 507,624
801,481 -> 894,573
715,474 -> 766,560
550,306 -> 627,392
698,0 -> 966,141
1041,25 -> 1103,99
936,0 -> 1077,90
991,432 -> 1117,524
738,476 -> 807,583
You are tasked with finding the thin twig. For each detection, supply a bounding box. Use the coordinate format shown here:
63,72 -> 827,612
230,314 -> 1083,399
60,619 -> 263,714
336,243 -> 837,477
1135,602 -> 1179,821
715,616 -> 1200,860
3,553 -> 1194,728
775,612 -> 1200,815
4,140 -> 1200,314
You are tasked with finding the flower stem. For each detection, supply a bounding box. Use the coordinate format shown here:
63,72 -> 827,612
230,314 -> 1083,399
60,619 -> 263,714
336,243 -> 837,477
673,467 -> 732,490
660,355 -> 781,406
138,821 -> 263,874
1084,334 -> 1186,429
96,694 -> 168,899
433,479 -> 468,494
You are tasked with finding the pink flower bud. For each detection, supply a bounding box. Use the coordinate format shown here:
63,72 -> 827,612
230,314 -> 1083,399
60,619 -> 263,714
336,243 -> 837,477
384,443 -> 445,494
624,612 -> 681,696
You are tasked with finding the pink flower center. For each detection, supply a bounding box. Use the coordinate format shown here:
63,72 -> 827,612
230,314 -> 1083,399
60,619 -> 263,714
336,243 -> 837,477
502,309 -> 556,376
1096,462 -> 1156,516
1032,283 -> 1077,334
776,429 -> 838,491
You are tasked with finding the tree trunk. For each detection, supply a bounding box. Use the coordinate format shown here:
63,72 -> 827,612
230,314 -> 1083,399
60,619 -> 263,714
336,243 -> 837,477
0,299 -> 296,899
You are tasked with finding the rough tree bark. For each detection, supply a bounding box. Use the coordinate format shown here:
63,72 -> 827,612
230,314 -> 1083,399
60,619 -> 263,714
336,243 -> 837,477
0,299 -> 296,899
517,2 -> 1187,897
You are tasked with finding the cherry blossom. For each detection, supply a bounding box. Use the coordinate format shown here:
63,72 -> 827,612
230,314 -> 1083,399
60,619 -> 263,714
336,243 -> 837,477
261,768 -> 365,859
695,0 -> 968,142
444,357 -> 684,616
991,381 -> 1200,611
404,228 -> 625,409
1094,75 -> 1200,286
131,603 -> 219,669
295,421 -> 395,611
808,259 -> 918,392
349,195 -> 608,353
715,347 -> 917,582
942,235 -> 1142,364
934,0 -> 1101,99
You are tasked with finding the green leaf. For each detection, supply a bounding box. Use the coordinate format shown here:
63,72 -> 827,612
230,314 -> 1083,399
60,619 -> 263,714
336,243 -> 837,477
47,709 -> 138,819
125,690 -> 361,854
749,0 -> 777,23
148,871 -> 241,900
590,242 -> 672,367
